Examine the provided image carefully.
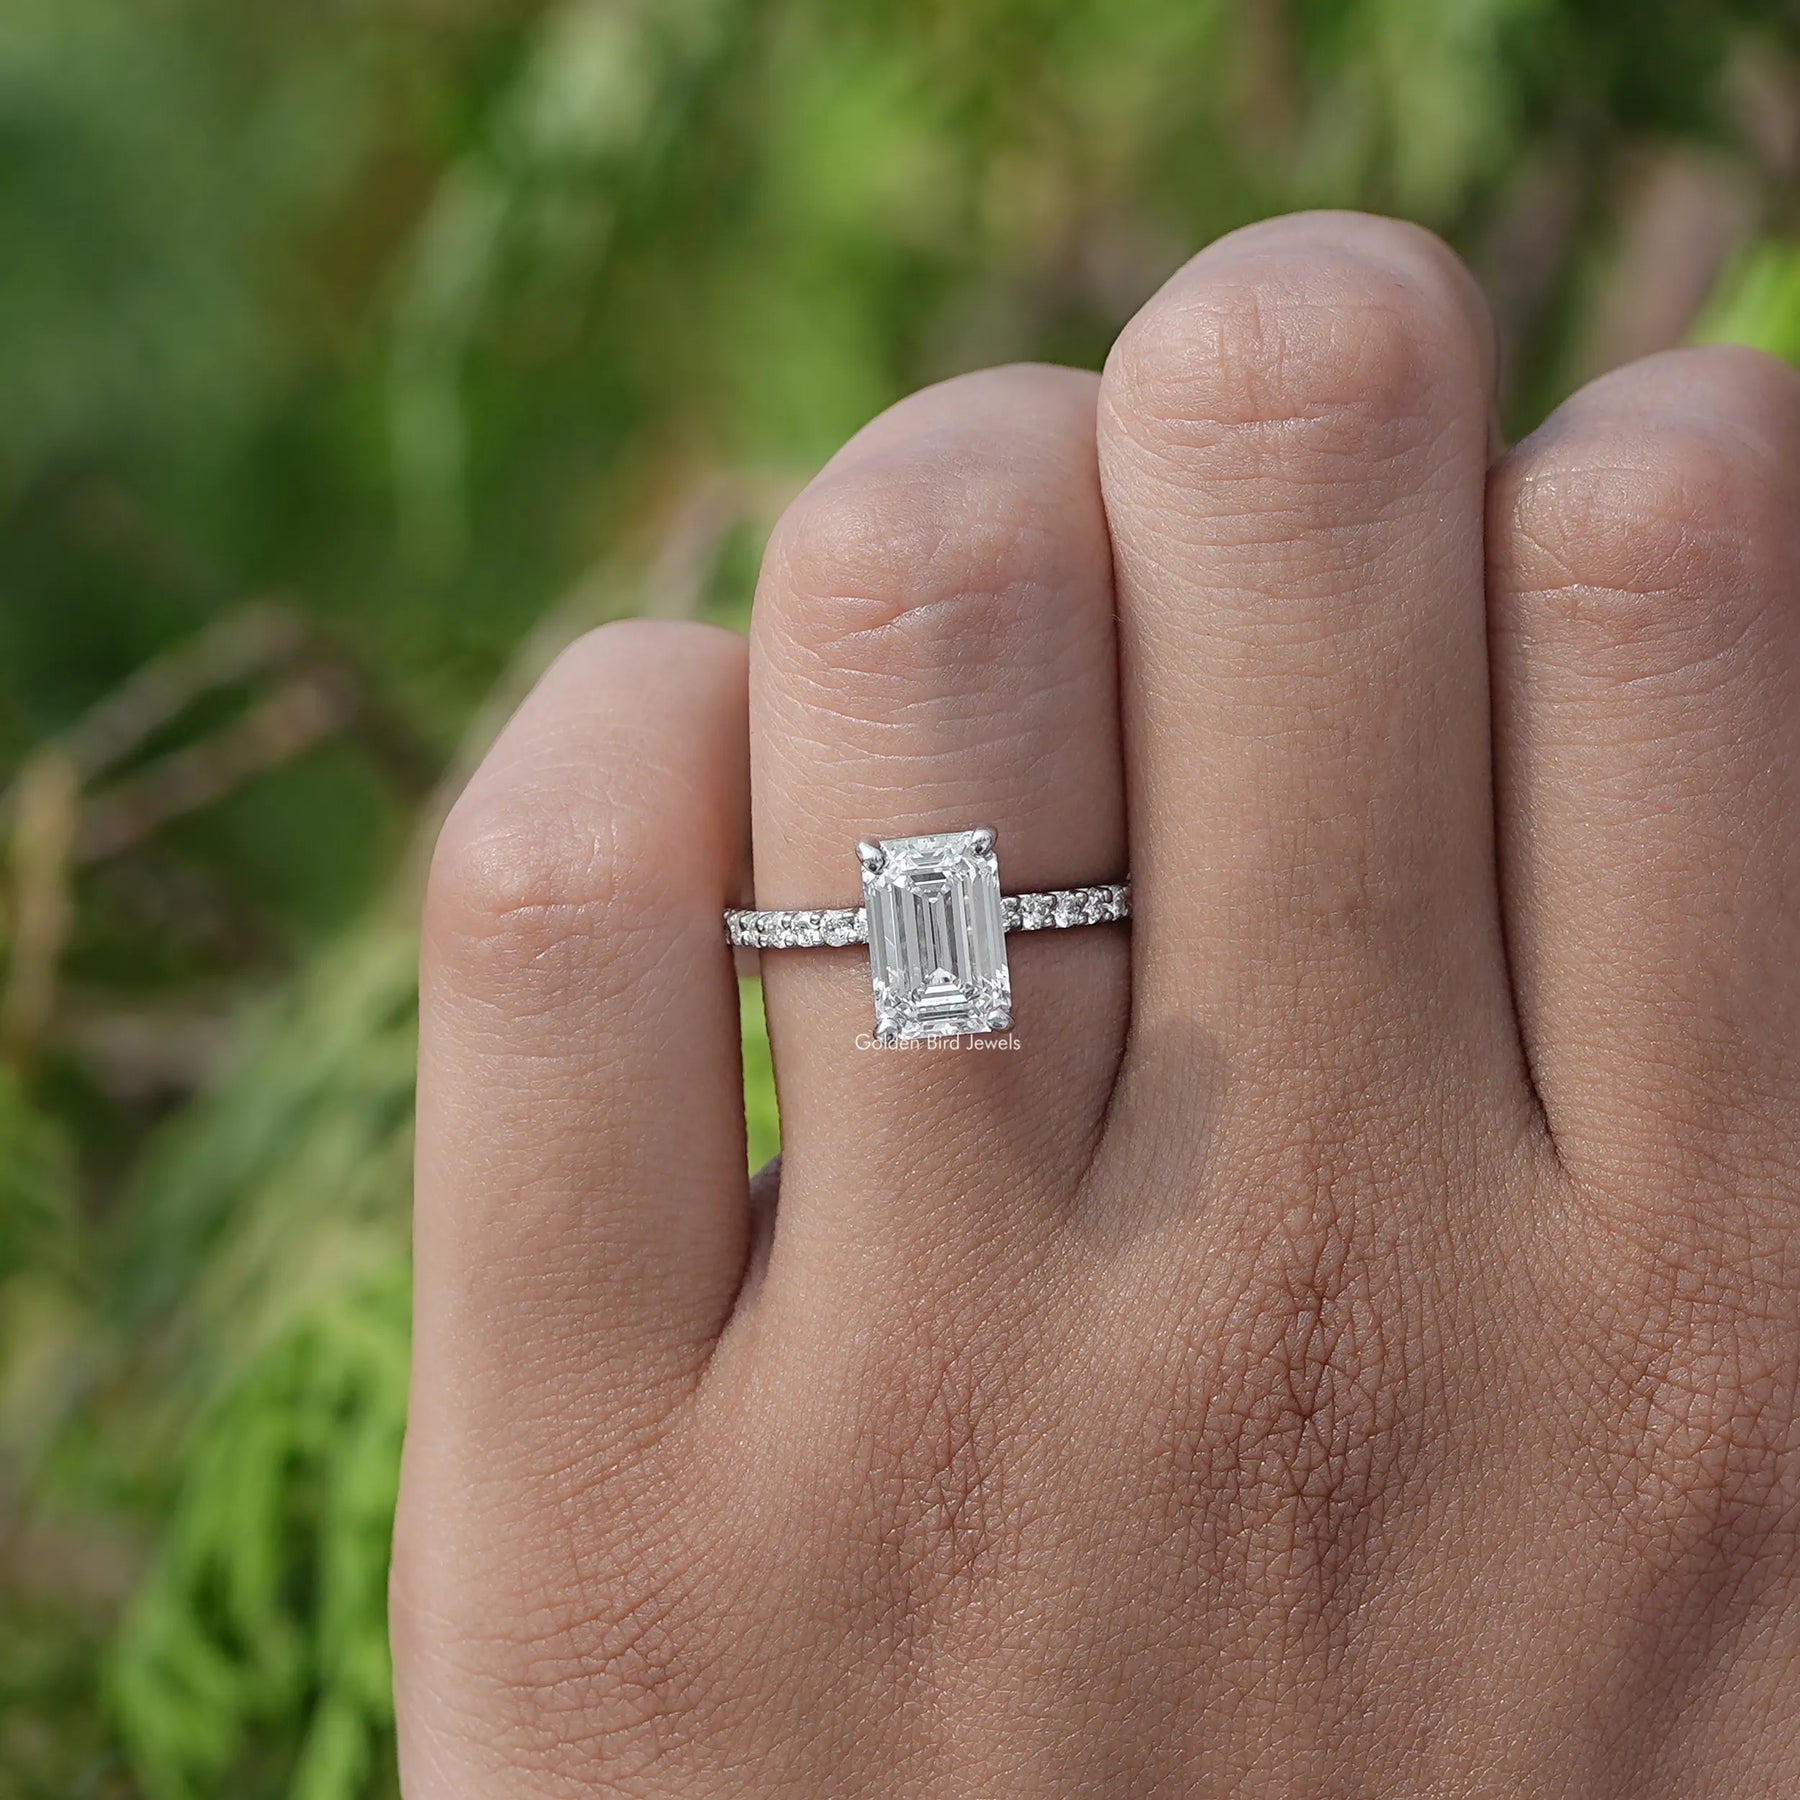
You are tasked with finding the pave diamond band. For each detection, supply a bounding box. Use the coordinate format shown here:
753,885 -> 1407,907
723,884 -> 1132,950
724,905 -> 870,950
725,826 -> 1128,1043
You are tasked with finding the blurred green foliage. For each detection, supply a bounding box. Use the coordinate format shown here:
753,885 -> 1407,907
1,1 -> 1796,1794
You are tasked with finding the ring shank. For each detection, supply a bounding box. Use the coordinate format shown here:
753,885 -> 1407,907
725,881 -> 1130,950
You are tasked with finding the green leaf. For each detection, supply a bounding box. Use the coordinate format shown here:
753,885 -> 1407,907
1692,240 -> 1800,365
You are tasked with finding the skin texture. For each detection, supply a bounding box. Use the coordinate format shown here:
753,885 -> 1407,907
394,211 -> 1800,1797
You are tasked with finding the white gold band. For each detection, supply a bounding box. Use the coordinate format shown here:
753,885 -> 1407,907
725,882 -> 1130,951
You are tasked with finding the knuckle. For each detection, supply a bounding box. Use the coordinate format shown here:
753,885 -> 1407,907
454,1598 -> 700,1788
763,436 -> 1087,671
898,1361 -> 1009,1597
423,617 -> 740,1001
1106,241 -> 1476,467
820,1276 -> 1047,1635
1497,361 -> 1800,672
1564,1234 -> 1800,1576
1502,424 -> 1764,596
425,767 -> 670,1000
395,1483 -> 738,1790
1154,1155 -> 1425,1603
1217,1243 -> 1406,1503
866,1326 -> 1022,1615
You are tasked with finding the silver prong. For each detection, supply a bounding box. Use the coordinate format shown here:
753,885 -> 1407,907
857,838 -> 886,875
970,825 -> 997,855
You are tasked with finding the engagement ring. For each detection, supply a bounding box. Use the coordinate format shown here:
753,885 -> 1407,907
725,828 -> 1130,1044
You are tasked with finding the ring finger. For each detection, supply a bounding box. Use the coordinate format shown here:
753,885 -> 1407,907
747,364 -> 1127,1281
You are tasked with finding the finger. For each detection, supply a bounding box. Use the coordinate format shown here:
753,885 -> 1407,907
1097,212 -> 1520,1121
748,364 -> 1127,1266
406,619 -> 750,1490
1488,345 -> 1800,1179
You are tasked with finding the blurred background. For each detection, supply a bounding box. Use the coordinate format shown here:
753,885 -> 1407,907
1,1 -> 1797,1794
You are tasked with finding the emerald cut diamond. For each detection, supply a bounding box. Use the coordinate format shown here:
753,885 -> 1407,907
721,830 -> 1128,1040
861,829 -> 1011,1043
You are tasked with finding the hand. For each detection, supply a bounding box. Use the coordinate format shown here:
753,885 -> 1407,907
393,211 -> 1800,1796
